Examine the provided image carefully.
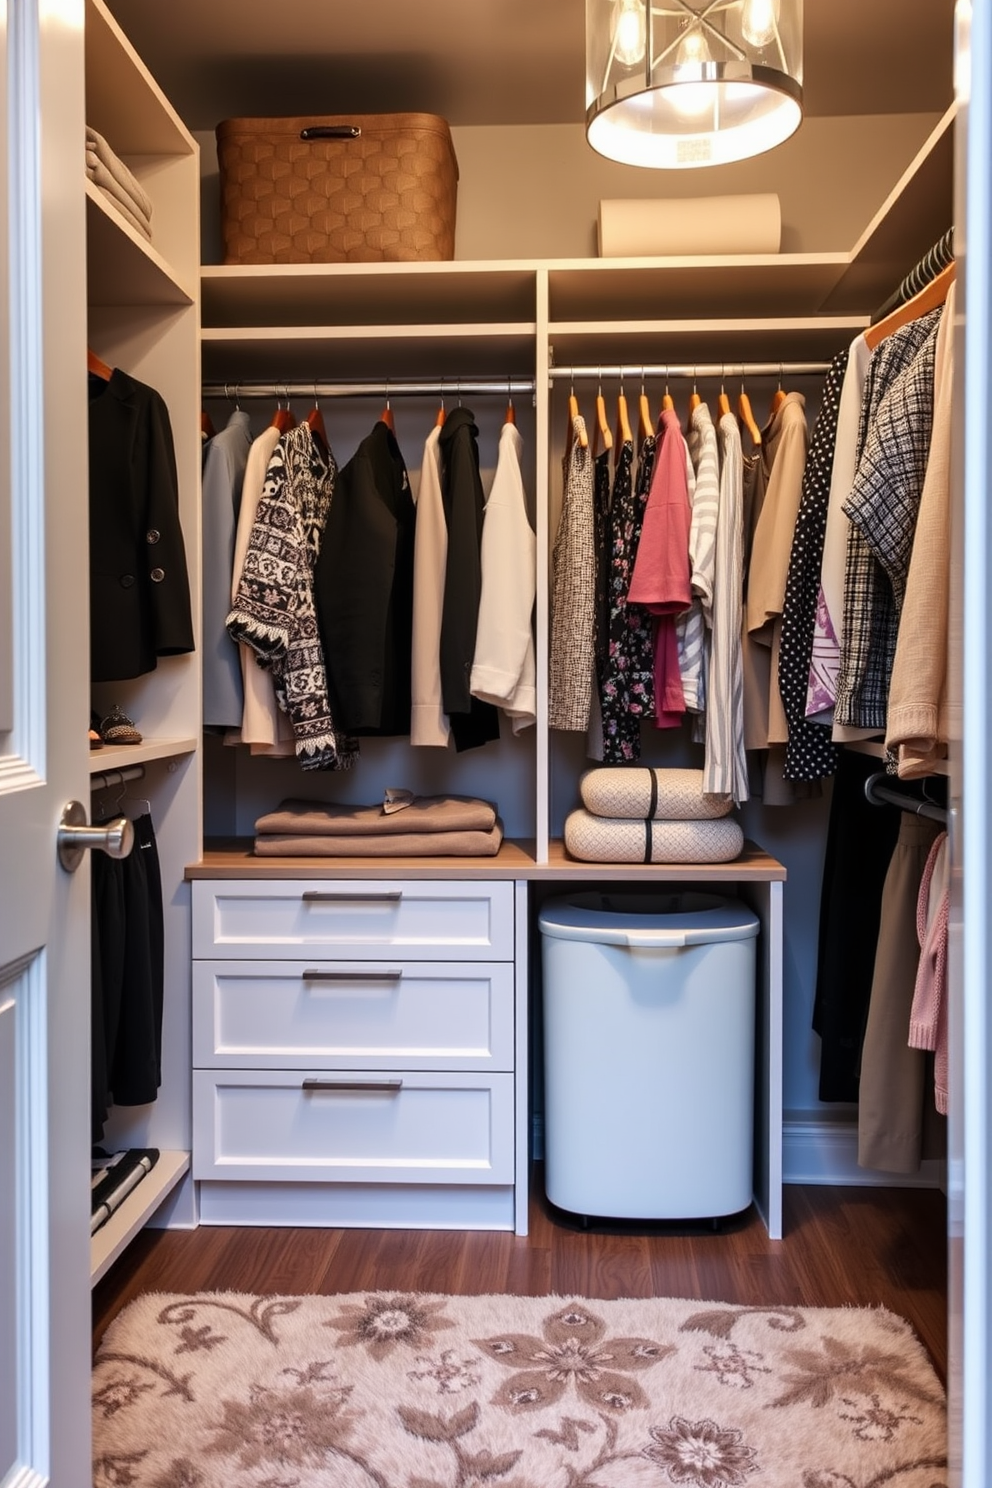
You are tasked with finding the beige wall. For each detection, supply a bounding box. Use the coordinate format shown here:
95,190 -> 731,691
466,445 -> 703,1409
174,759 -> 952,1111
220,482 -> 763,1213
197,111 -> 941,263
451,114 -> 943,259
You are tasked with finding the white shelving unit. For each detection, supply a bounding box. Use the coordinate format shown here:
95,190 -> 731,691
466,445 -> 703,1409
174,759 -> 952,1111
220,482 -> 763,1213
188,97 -> 952,1244
85,0 -> 202,1284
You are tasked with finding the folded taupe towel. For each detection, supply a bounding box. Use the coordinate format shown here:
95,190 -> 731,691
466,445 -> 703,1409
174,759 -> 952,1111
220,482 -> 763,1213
90,180 -> 152,240
253,821 -> 504,858
86,153 -> 152,232
255,794 -> 498,837
85,126 -> 154,218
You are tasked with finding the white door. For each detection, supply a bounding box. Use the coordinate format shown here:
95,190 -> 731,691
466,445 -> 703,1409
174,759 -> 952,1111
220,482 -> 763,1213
0,1 -> 93,1484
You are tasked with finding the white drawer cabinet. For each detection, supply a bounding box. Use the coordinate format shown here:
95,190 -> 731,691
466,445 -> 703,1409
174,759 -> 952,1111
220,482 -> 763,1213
191,878 -> 528,1234
192,879 -> 515,960
192,961 -> 515,1069
193,1069 -> 515,1184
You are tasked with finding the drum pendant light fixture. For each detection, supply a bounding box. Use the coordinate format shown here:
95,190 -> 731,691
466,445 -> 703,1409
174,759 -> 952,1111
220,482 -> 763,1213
586,0 -> 803,169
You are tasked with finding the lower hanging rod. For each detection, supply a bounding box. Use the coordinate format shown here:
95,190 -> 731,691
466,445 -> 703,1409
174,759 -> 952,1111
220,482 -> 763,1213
549,361 -> 832,381
90,764 -> 146,793
202,378 -> 536,401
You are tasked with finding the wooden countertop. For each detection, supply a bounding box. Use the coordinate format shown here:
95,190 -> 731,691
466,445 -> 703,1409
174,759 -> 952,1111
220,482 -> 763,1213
187,838 -> 787,883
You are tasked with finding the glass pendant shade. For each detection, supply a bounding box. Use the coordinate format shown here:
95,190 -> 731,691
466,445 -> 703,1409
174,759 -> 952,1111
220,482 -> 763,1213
586,0 -> 803,169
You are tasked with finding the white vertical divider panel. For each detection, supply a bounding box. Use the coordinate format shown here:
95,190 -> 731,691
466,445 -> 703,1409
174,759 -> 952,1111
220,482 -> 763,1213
535,268 -> 551,864
741,879 -> 784,1241
955,2 -> 992,1483
85,0 -> 202,1241
513,877 -> 530,1235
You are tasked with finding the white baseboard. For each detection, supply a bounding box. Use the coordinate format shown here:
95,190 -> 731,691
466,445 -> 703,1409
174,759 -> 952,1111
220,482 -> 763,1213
531,1113 -> 946,1190
782,1114 -> 946,1189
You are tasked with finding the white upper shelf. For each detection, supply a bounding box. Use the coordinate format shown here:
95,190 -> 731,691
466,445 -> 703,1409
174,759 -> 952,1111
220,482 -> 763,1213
199,106 -> 954,332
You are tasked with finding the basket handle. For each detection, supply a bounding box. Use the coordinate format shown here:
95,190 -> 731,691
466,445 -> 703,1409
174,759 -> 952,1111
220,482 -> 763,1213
300,124 -> 362,140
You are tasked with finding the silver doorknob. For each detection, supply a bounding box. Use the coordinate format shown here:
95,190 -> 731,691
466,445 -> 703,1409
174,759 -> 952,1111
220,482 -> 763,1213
57,799 -> 134,873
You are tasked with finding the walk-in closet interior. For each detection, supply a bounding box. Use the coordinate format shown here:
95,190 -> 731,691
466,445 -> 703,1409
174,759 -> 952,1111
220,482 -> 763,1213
7,0 -> 987,1483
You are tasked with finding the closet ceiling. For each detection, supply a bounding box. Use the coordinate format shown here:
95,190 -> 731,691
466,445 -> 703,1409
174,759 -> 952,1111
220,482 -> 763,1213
106,0 -> 953,132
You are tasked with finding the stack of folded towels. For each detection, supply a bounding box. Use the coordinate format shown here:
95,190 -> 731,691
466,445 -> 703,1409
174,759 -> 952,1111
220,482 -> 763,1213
564,767 -> 744,864
253,789 -> 503,858
86,126 -> 153,241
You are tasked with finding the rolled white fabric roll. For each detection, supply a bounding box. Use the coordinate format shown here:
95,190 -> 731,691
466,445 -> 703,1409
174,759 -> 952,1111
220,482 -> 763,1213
598,193 -> 781,257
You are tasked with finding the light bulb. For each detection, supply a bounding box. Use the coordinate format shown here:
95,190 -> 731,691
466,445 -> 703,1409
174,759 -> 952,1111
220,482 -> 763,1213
740,0 -> 780,48
612,0 -> 646,68
676,25 -> 708,67
671,24 -> 714,118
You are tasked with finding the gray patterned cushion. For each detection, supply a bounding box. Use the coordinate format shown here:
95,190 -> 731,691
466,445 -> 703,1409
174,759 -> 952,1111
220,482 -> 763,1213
580,767 -> 732,821
564,809 -> 744,864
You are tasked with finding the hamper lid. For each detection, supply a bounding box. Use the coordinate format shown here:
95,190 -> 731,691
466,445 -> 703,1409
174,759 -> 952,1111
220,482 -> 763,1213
537,890 -> 759,948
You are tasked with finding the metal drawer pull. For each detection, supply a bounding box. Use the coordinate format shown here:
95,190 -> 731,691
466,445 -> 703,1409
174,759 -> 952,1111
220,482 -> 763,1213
301,891 -> 402,903
302,1078 -> 403,1093
302,969 -> 402,982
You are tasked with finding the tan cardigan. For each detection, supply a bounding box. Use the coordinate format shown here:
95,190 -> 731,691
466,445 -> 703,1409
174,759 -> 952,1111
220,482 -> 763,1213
885,279 -> 955,776
743,393 -> 809,749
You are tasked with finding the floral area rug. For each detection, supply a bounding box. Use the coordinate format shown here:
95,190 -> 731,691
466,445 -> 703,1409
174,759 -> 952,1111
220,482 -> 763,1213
92,1290 -> 947,1488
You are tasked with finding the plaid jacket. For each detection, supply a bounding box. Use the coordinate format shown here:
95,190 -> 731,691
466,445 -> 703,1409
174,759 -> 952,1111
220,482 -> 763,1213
835,308 -> 942,731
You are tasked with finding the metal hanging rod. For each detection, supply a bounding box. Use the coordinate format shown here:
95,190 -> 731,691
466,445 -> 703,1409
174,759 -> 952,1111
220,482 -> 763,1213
90,764 -> 146,793
549,362 -> 832,382
864,771 -> 947,825
202,378 -> 535,401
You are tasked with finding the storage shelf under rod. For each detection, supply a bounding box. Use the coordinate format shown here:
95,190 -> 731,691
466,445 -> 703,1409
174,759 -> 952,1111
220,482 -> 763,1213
202,378 -> 537,400
548,361 -> 833,381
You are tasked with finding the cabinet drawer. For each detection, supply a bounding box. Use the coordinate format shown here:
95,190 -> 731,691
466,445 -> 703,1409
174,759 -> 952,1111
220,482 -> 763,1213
192,1069 -> 514,1185
192,880 -> 514,960
192,960 -> 514,1070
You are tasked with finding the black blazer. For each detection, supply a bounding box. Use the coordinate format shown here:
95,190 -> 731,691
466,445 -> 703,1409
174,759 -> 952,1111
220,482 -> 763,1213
314,418 -> 416,736
89,368 -> 194,682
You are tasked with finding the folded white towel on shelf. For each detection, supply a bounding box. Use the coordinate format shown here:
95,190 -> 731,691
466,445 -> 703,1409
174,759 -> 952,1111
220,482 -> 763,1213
89,178 -> 152,240
85,124 -> 153,218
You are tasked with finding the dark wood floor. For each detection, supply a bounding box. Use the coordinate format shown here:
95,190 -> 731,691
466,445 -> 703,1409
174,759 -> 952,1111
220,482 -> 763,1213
92,1175 -> 949,1385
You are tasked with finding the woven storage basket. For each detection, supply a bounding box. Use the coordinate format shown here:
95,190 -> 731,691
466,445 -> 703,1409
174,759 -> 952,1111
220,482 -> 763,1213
216,114 -> 458,264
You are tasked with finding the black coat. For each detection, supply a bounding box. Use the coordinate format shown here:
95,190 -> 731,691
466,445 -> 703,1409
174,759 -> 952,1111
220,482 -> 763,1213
88,368 -> 194,682
314,418 -> 416,736
438,407 -> 499,751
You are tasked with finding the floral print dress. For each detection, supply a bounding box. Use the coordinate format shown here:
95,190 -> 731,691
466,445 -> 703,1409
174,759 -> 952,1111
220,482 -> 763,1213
599,434 -> 657,762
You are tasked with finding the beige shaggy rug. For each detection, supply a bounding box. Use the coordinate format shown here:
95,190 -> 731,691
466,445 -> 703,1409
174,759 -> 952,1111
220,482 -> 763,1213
92,1291 -> 947,1488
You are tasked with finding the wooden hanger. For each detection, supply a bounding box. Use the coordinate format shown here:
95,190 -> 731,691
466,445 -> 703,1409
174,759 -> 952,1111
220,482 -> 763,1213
769,366 -> 787,416
638,373 -> 653,441
505,378 -> 516,426
686,369 -> 703,428
435,391 -> 446,429
200,410 -> 216,439
566,382 -> 589,450
717,369 -> 731,419
661,369 -> 674,413
738,372 -> 762,446
380,382 -> 395,432
87,347 -> 112,381
594,378 -> 613,455
271,393 -> 295,432
306,391 -> 329,456
616,378 -> 632,446
864,259 -> 956,350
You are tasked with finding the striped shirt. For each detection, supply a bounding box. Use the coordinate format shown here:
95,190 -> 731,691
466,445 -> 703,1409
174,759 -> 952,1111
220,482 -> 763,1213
704,413 -> 749,803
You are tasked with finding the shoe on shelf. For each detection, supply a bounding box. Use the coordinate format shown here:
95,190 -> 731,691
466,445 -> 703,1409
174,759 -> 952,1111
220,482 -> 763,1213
89,710 -> 105,749
98,704 -> 142,746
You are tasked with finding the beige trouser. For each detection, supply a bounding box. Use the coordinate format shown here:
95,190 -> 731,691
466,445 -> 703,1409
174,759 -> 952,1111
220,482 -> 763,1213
858,810 -> 946,1173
